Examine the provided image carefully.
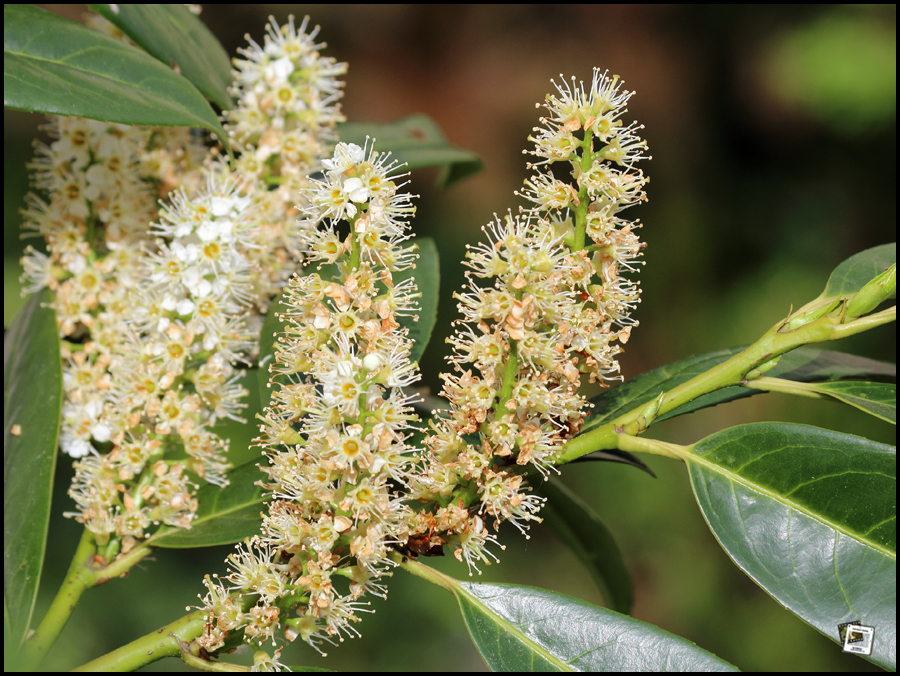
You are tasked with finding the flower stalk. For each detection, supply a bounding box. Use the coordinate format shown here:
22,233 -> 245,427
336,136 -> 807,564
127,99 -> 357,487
408,69 -> 650,572
195,140 -> 423,657
72,612 -> 208,672
16,528 -> 157,671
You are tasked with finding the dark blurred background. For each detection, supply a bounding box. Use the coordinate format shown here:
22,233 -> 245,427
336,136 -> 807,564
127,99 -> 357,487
5,4 -> 895,672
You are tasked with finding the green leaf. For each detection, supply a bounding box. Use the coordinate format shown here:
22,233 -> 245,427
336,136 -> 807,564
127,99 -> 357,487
3,5 -> 229,150
394,237 -> 439,364
149,462 -> 266,548
87,4 -> 233,110
536,479 -> 633,614
685,423 -> 895,670
823,243 -> 896,299
3,291 -> 62,653
257,296 -> 291,412
208,369 -> 264,469
581,347 -> 896,434
338,115 -> 482,188
455,582 -> 737,671
798,380 -> 895,424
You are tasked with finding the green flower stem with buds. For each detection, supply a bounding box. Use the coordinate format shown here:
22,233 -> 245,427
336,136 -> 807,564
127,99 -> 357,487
72,591 -> 261,672
481,340 -> 520,436
18,530 -> 156,671
556,304 -> 896,464
572,132 -> 595,252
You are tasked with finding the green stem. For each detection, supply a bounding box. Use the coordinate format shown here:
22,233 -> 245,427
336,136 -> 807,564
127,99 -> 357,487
95,542 -> 155,582
349,214 -> 361,270
831,305 -> 895,337
86,207 -> 98,252
556,304 -> 896,464
572,134 -> 594,252
131,462 -> 160,510
17,529 -> 96,671
743,377 -> 828,399
181,652 -> 249,672
478,339 -> 520,436
389,551 -> 457,593
615,433 -> 686,461
72,612 -> 207,672
17,533 -> 156,670
494,340 -> 519,414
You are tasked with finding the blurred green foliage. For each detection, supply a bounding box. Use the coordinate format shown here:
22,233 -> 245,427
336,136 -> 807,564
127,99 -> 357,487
764,6 -> 896,132
5,4 -> 894,672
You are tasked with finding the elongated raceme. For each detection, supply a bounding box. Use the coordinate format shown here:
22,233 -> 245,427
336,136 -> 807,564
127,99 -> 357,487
19,12 -> 347,558
197,141 -> 422,656
409,69 -> 649,573
223,14 -> 348,305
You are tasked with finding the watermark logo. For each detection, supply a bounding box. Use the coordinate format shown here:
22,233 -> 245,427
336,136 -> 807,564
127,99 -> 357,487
838,620 -> 874,656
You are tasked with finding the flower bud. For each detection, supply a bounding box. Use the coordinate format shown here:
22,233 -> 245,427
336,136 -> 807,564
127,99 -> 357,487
845,264 -> 896,319
745,355 -> 781,381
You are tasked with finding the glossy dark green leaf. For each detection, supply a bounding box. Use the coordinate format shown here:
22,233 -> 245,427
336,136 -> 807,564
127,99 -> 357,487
823,243 -> 896,299
394,237 -> 439,364
455,582 -> 737,671
208,368 -> 264,469
149,462 -> 267,548
582,347 -> 896,434
257,296 -> 291,412
685,423 -> 895,670
88,4 -> 233,110
3,291 -> 62,652
804,380 -> 895,424
4,5 -> 228,149
536,479 -> 633,614
338,115 -> 482,188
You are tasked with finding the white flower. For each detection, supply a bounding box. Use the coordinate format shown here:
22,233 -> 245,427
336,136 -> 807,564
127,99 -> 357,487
210,196 -> 235,217
264,56 -> 295,85
363,353 -> 382,372
342,177 -> 369,203
90,422 -> 111,443
177,299 -> 196,316
321,142 -> 365,172
197,220 -> 219,242
161,294 -> 179,312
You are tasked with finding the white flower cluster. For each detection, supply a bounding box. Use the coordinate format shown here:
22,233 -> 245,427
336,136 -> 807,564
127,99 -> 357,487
408,69 -> 649,573
18,12 -> 347,558
223,15 -> 349,304
60,173 -> 260,542
18,114 -> 226,548
197,142 -> 421,656
522,69 -> 648,326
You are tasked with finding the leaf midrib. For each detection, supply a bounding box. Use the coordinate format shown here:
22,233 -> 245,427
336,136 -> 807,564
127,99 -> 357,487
685,450 -> 896,559
457,587 -> 573,671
